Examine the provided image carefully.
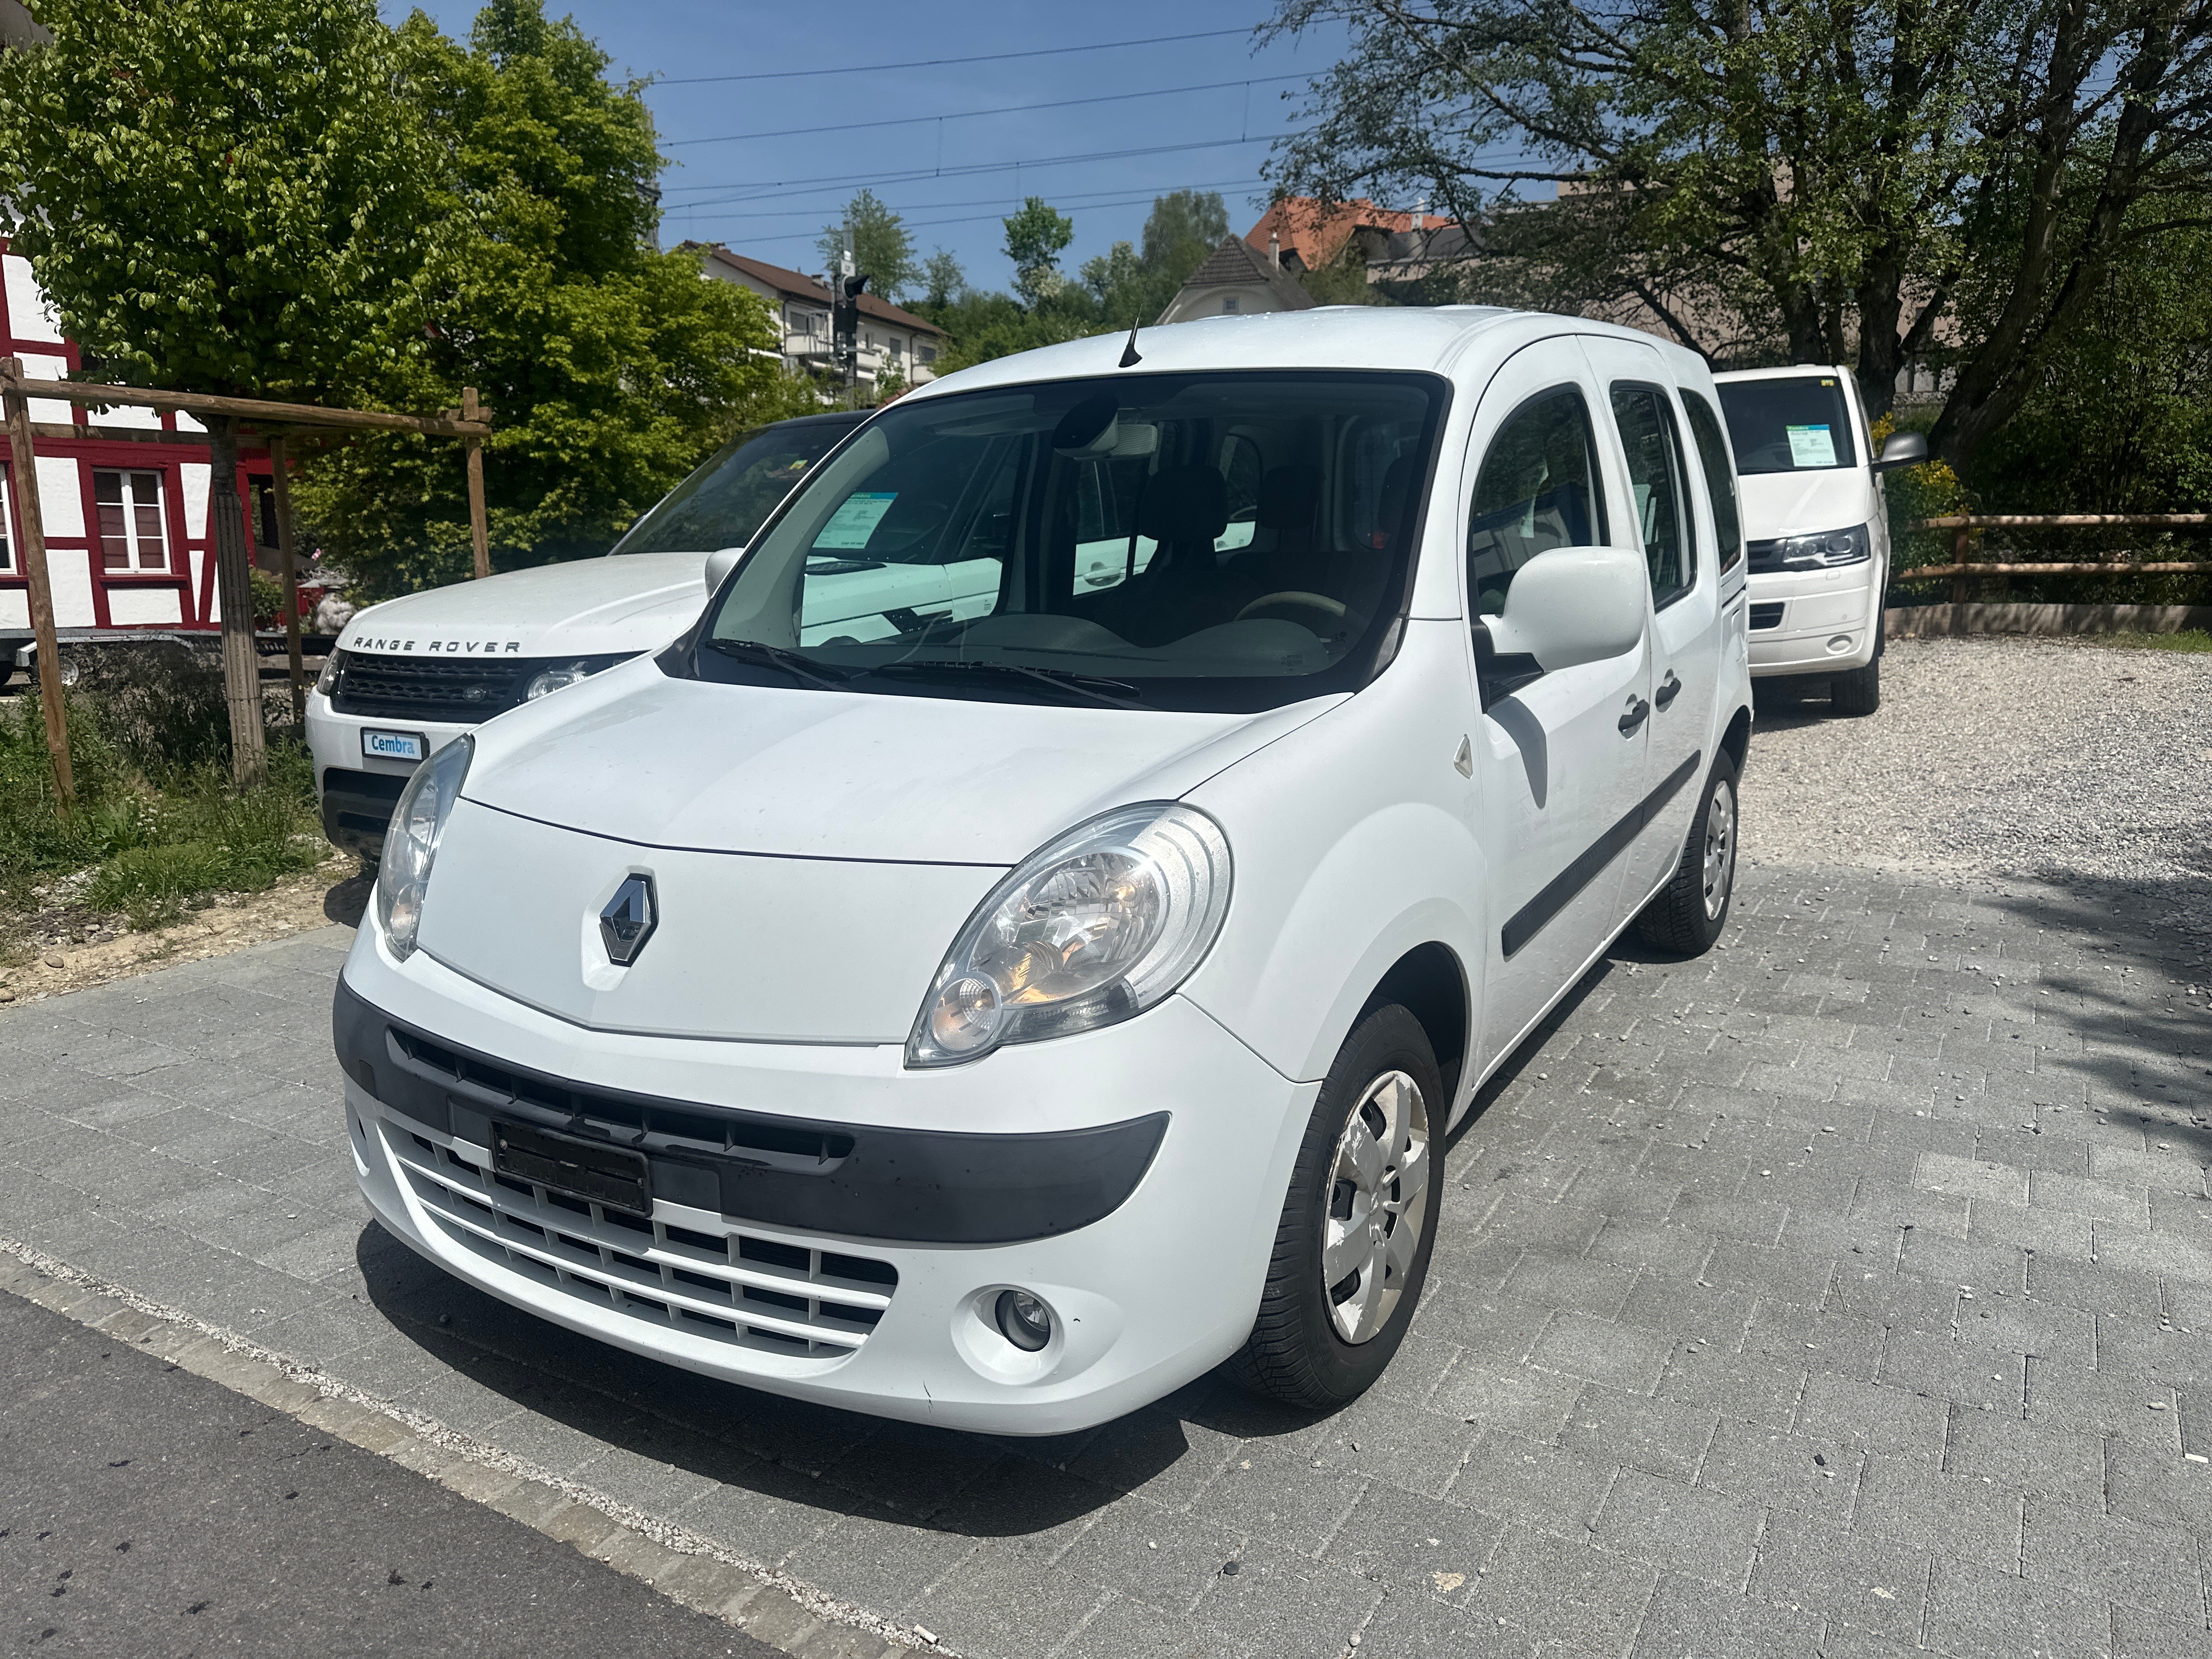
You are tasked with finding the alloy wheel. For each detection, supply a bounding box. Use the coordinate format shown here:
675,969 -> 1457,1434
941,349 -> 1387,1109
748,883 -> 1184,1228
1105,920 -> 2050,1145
1702,776 -> 1737,921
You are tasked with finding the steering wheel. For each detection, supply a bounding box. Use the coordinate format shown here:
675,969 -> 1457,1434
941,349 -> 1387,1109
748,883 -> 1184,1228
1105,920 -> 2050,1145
1235,591 -> 1347,628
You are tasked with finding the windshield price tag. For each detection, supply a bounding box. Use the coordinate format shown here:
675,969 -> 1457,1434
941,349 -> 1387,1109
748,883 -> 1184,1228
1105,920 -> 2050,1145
1785,424 -> 1838,467
813,491 -> 898,550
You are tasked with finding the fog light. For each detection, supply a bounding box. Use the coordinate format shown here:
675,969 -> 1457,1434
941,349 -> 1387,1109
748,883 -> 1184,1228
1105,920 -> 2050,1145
1827,634 -> 1853,654
994,1289 -> 1053,1352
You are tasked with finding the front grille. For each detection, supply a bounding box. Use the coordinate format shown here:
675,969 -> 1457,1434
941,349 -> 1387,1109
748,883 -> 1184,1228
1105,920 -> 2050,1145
385,1121 -> 895,1361
1745,539 -> 1786,573
1748,602 -> 1785,630
331,654 -> 538,721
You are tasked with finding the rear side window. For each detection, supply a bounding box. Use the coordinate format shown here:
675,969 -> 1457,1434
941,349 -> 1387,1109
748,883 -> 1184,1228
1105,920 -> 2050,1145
1610,386 -> 1695,608
1465,387 -> 1609,615
1681,391 -> 1743,572
1715,375 -> 1858,474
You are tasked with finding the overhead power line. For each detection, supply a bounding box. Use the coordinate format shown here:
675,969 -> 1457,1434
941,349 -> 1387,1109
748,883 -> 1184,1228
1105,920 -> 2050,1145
653,27 -> 1254,87
676,176 -> 1267,227
666,132 -> 1301,210
665,74 -> 1308,148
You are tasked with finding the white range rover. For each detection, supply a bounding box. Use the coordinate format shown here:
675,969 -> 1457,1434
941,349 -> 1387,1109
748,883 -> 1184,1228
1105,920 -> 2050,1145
335,309 -> 1754,1434
308,410 -> 863,857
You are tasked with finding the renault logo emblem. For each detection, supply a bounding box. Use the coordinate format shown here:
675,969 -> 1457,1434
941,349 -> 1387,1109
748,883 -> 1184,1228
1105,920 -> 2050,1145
599,874 -> 657,966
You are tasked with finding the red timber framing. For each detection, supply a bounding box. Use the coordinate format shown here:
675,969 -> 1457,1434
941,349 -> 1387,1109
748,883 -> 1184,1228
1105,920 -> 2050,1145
0,235 -> 282,635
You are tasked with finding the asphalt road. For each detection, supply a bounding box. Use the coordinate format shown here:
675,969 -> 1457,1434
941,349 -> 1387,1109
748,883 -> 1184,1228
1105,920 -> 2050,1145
0,1287 -> 781,1658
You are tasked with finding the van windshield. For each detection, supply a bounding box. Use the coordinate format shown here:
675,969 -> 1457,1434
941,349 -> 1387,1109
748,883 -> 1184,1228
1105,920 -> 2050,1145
684,371 -> 1446,713
611,416 -> 859,555
1716,376 -> 1858,474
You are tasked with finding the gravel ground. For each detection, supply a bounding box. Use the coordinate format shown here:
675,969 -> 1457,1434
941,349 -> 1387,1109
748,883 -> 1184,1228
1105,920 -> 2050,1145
1742,635 -> 2212,888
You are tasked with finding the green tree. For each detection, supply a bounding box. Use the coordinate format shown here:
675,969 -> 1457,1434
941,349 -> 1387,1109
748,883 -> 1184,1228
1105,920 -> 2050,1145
292,0 -> 783,598
919,249 -> 967,307
1002,196 -> 1075,308
1266,0 -> 2212,467
1139,190 -> 1230,283
817,188 -> 918,301
0,0 -> 441,785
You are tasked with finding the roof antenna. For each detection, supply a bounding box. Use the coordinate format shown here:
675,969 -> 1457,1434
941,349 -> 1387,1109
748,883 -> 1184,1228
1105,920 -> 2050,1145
1119,312 -> 1143,368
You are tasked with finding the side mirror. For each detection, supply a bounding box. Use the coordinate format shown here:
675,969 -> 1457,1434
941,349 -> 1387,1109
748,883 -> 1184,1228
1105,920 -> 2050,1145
1872,430 -> 1928,472
703,545 -> 746,590
1481,544 -> 1647,679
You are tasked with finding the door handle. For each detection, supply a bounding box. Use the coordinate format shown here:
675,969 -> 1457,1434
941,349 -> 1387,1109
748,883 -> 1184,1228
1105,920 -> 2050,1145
1618,696 -> 1650,736
1655,670 -> 1681,710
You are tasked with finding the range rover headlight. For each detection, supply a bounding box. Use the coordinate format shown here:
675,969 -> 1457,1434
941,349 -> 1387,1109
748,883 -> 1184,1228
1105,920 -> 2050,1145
1775,524 -> 1871,568
906,802 -> 1231,1068
375,735 -> 472,961
524,653 -> 634,700
314,648 -> 346,697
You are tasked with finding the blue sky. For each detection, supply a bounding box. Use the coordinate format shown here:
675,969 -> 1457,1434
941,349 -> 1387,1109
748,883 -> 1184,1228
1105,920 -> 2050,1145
396,2 -> 1357,298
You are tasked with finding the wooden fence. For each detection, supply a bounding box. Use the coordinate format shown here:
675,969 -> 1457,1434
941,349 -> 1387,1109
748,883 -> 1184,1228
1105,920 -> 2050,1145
1903,515 -> 2212,604
0,361 -> 492,806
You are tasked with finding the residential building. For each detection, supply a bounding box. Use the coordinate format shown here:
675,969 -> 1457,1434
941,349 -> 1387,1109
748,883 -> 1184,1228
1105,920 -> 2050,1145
1153,235 -> 1316,324
690,245 -> 947,392
2,239 -> 285,647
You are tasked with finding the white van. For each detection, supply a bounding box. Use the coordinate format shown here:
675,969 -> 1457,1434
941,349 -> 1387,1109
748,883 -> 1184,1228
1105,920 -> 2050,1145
307,411 -> 863,856
1712,366 -> 1926,714
334,309 -> 1754,1433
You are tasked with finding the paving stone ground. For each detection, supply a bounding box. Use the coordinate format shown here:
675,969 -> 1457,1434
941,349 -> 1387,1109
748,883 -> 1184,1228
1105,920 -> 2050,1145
2,856 -> 2210,1657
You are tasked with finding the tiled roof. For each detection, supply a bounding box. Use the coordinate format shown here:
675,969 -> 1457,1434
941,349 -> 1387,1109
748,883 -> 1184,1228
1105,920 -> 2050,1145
1176,236 -> 1314,312
688,245 -> 945,336
1245,198 -> 1457,272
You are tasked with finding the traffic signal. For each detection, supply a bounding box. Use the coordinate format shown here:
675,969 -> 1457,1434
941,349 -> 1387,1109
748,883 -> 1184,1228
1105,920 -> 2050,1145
832,272 -> 868,364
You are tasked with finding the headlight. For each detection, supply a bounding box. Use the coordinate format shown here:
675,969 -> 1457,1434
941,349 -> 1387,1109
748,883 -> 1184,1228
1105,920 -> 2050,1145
906,802 -> 1231,1068
314,649 -> 346,697
375,735 -> 472,961
524,654 -> 633,700
1775,524 -> 1871,568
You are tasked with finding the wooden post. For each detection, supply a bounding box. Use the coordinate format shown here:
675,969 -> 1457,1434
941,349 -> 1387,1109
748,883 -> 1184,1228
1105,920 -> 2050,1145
266,433 -> 307,727
204,413 -> 268,789
463,385 -> 490,579
1950,523 -> 1972,606
1,358 -> 74,812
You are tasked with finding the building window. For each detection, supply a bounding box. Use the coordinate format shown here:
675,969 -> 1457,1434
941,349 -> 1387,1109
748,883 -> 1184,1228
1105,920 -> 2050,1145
887,337 -> 902,362
1222,296 -> 1240,313
94,468 -> 169,571
0,461 -> 13,571
251,476 -> 281,554
918,345 -> 937,365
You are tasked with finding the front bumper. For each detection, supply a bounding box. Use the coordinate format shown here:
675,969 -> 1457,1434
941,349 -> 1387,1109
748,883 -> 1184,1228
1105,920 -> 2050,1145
336,925 -> 1312,1435
306,692 -> 478,856
1745,566 -> 1883,676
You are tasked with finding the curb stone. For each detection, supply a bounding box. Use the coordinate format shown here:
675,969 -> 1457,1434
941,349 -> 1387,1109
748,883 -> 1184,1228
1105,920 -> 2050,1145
0,1234 -> 953,1659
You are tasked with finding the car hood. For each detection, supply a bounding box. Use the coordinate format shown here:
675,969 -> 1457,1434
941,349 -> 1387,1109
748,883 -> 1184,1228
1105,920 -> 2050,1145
334,551 -> 711,659
1736,469 -> 1878,542
463,662 -> 1342,865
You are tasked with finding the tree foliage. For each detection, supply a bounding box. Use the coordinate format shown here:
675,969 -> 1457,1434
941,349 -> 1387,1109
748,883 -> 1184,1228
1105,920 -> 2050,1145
1002,195 -> 1075,307
817,188 -> 918,301
0,0 -> 438,399
292,0 -> 783,596
1266,0 -> 2212,466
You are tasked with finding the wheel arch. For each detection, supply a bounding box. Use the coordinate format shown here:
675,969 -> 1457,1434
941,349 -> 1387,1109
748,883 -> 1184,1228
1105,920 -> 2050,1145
1358,941 -> 1472,1114
1719,702 -> 1751,780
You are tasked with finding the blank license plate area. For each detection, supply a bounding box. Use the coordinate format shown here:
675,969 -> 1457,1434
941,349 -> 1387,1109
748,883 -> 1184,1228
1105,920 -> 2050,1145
493,1121 -> 650,1216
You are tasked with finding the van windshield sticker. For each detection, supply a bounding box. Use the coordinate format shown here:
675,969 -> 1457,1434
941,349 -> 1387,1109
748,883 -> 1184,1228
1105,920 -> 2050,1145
814,491 -> 898,550
1786,424 -> 1838,467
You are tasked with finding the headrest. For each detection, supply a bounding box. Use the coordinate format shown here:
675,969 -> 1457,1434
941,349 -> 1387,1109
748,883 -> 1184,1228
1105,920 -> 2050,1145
1256,466 -> 1319,531
1136,464 -> 1229,544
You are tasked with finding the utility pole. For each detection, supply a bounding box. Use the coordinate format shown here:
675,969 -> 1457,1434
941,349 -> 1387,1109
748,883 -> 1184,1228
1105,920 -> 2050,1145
833,244 -> 868,411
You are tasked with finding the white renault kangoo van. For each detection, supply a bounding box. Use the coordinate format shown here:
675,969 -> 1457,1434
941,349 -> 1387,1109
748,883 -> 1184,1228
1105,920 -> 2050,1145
335,309 -> 1755,1434
1713,366 -> 1928,714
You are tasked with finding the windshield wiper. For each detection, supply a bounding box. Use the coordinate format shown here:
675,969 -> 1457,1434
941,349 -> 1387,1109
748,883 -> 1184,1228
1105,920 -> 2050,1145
865,659 -> 1149,710
706,637 -> 854,693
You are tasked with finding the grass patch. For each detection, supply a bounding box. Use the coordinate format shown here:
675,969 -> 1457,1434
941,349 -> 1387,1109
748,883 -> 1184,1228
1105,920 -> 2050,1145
1,646 -> 329,939
2083,629 -> 2212,652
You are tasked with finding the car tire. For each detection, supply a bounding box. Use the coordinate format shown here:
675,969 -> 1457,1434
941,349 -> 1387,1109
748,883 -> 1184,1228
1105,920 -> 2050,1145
1231,1004 -> 1442,1410
1635,749 -> 1740,956
1830,656 -> 1880,716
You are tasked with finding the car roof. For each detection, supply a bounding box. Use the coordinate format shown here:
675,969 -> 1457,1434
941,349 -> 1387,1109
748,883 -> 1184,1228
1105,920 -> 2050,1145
767,409 -> 868,431
1712,364 -> 1850,384
909,306 -> 1714,398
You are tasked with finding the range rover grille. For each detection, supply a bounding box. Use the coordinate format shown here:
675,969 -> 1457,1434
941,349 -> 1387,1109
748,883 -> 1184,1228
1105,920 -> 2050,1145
330,654 -> 540,722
